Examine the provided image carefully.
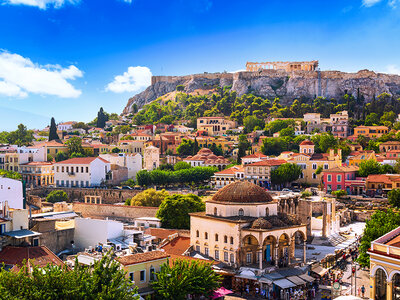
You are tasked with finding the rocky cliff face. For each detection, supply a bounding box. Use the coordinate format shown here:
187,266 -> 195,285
123,69 -> 400,114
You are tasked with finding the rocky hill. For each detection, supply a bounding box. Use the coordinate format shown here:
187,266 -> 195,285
123,69 -> 400,114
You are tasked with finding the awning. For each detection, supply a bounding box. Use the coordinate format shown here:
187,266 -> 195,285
3,229 -> 41,239
311,265 -> 329,276
211,287 -> 233,299
273,278 -> 296,289
259,277 -> 273,285
235,274 -> 258,281
287,276 -> 307,286
299,274 -> 315,283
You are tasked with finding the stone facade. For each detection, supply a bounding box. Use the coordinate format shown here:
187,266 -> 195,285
246,60 -> 319,72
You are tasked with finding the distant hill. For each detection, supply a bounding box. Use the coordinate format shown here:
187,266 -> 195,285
123,69 -> 400,115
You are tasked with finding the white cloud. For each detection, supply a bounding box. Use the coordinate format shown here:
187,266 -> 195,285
386,64 -> 400,75
3,0 -> 79,9
362,0 -> 383,7
106,66 -> 152,93
0,50 -> 83,98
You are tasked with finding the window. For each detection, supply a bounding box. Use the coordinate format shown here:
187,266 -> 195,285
76,166 -> 79,173
129,272 -> 134,282
238,208 -> 244,216
56,166 -> 59,172
337,175 -> 342,182
312,173 -> 317,179
205,232 -> 208,239
32,238 -> 39,247
327,175 -> 332,182
265,207 -> 269,216
205,247 -> 209,256
86,167 -> 89,173
215,234 -> 218,242
196,230 -> 199,238
230,253 -> 234,263
327,185 -> 332,192
214,207 -> 217,216
66,166 -> 69,173
224,251 -> 228,262
324,164 -> 329,169
86,181 -> 89,187
246,253 -> 252,263
149,267 -> 155,281
224,235 -> 227,243
140,270 -> 146,282
214,250 -> 219,260
0,224 -> 5,234
312,164 -> 317,170
81,167 -> 84,173
230,237 -> 234,244
196,245 -> 200,252
337,185 -> 342,190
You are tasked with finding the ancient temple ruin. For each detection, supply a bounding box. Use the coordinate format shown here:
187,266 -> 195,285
246,60 -> 319,72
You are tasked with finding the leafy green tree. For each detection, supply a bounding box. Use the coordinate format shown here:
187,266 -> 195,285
271,163 -> 302,186
55,151 -> 68,162
152,259 -> 221,300
389,189 -> 400,208
265,119 -> 294,135
156,194 -> 205,229
121,178 -> 136,187
47,154 -> 53,162
209,143 -> 223,156
6,124 -> 34,146
315,166 -> 323,175
237,134 -> 250,163
279,127 -> 295,138
382,164 -> 395,174
158,163 -> 174,171
176,139 -> 195,157
127,189 -> 169,207
243,115 -> 265,133
358,159 -> 382,177
111,147 -> 120,153
0,169 -> 21,180
46,190 -> 68,203
365,113 -> 380,126
331,189 -> 347,198
176,85 -> 185,92
261,137 -> 287,156
72,122 -> 89,132
311,133 -> 337,153
65,136 -> 84,156
381,111 -> 397,126
136,170 -> 152,186
174,161 -> 191,171
48,117 -> 60,141
358,209 -> 400,267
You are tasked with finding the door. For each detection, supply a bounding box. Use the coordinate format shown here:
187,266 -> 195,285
265,244 -> 271,262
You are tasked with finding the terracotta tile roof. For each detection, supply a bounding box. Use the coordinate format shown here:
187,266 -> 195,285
0,246 -> 65,271
28,140 -> 64,148
310,153 -> 329,161
300,140 -> 314,146
366,174 -> 397,184
144,228 -> 180,240
168,254 -> 218,266
247,159 -> 287,167
161,236 -> 191,256
184,148 -> 230,165
54,157 -> 109,165
324,165 -> 359,173
214,165 -> 244,175
242,153 -> 268,159
20,161 -> 53,166
116,251 -> 170,266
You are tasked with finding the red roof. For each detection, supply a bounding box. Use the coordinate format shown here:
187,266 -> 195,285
54,157 -> 109,165
247,159 -> 287,167
20,161 -> 53,166
300,140 -> 314,146
0,246 -> 65,271
116,251 -> 170,266
242,153 -> 268,159
144,228 -> 180,240
161,236 -> 191,256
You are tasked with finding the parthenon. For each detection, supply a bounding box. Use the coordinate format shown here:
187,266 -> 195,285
246,60 -> 319,72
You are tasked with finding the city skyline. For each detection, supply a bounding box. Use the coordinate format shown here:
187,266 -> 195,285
1,0 -> 400,130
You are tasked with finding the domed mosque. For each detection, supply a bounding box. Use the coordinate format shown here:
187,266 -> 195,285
190,181 -> 307,271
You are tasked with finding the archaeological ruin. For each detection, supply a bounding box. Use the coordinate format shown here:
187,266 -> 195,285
246,60 -> 319,72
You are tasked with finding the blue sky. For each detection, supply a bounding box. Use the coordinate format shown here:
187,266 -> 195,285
0,0 -> 400,131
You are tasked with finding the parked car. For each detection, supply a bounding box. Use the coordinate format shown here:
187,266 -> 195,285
281,188 -> 292,194
121,186 -> 133,190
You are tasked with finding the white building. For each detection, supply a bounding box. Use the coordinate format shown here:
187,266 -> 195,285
57,121 -> 76,131
54,157 -> 110,188
99,153 -> 142,179
74,218 -> 124,250
0,177 -> 24,209
17,146 -> 47,164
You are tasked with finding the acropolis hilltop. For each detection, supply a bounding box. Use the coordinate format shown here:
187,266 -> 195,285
246,60 -> 319,72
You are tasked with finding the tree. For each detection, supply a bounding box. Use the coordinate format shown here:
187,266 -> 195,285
111,147 -> 121,153
47,154 -> 53,162
243,115 -> 265,133
156,194 -> 205,229
315,166 -> 323,175
72,122 -> 89,132
0,252 -> 139,299
48,117 -> 60,141
152,259 -> 221,300
0,169 -> 21,180
358,159 -> 382,177
237,134 -> 250,163
174,161 -> 191,171
96,107 -> 108,128
136,170 -> 152,186
127,189 -> 169,207
55,151 -> 68,162
271,163 -> 302,186
176,139 -> 195,157
331,189 -> 347,199
46,190 -> 68,203
358,209 -> 400,267
364,113 -> 379,126
209,143 -> 223,156
389,189 -> 400,208
311,133 -> 337,153
65,136 -> 84,156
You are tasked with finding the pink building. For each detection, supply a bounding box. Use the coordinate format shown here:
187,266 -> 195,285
322,166 -> 365,195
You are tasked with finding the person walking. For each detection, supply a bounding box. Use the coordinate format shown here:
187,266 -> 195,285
361,285 -> 366,298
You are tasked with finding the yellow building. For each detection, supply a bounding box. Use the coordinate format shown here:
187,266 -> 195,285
278,140 -> 342,185
348,150 -> 376,167
197,117 -> 237,136
4,153 -> 19,172
117,140 -> 144,155
353,125 -> 389,139
30,140 -> 68,157
196,136 -> 235,153
20,161 -> 54,187
368,226 -> 400,300
116,251 -> 170,295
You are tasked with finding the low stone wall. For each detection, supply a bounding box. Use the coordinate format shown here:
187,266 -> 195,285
72,202 -> 158,223
29,187 -> 141,204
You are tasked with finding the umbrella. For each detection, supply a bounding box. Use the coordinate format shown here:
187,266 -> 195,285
211,287 -> 234,299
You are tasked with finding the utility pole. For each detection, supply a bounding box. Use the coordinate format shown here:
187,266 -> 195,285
355,264 -> 357,297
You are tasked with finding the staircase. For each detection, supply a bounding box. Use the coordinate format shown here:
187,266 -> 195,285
328,233 -> 347,246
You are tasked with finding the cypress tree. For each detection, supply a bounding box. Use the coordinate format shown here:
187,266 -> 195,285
48,117 -> 59,141
97,107 -> 107,128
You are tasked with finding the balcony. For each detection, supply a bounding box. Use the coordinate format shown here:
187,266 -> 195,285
68,172 -> 75,176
